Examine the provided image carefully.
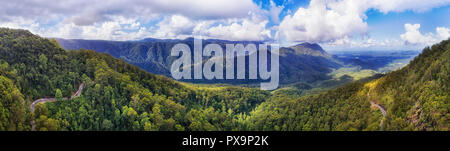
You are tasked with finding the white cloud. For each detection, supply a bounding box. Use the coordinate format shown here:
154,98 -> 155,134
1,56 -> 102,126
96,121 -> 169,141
278,0 -> 450,43
322,23 -> 450,51
279,0 -> 368,43
400,23 -> 449,45
197,11 -> 271,41
269,0 -> 284,24
152,15 -> 196,39
196,19 -> 271,41
151,12 -> 271,41
400,24 -> 435,45
0,0 -> 260,25
0,0 -> 270,41
369,0 -> 450,13
35,18 -> 153,41
436,27 -> 450,40
1,0 -> 449,44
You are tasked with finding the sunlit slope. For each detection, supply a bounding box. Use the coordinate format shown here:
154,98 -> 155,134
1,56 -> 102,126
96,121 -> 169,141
248,39 -> 449,131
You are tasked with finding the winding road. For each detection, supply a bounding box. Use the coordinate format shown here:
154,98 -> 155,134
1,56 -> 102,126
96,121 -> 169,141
30,83 -> 84,131
367,91 -> 387,131
370,101 -> 386,117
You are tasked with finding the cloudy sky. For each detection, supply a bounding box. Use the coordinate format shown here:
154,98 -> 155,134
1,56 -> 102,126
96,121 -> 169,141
0,0 -> 449,51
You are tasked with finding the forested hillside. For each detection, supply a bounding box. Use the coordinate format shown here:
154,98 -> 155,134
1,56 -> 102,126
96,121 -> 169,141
0,28 -> 448,131
246,39 -> 449,131
0,74 -> 27,130
0,28 -> 269,131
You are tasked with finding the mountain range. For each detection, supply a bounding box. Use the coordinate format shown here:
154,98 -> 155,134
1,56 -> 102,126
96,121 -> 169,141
56,38 -> 343,86
1,28 -> 447,131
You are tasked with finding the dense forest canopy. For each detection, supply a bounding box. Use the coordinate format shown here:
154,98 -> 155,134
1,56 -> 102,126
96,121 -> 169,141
0,28 -> 448,131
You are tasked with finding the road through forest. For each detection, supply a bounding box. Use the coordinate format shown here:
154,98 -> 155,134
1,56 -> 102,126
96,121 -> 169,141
30,83 -> 84,131
367,91 -> 387,131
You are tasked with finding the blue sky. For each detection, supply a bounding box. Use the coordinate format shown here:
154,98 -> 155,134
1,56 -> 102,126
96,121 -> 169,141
0,0 -> 449,51
366,6 -> 450,38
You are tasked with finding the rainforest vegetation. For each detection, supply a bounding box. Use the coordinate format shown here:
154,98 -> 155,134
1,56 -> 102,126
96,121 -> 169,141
0,28 -> 448,131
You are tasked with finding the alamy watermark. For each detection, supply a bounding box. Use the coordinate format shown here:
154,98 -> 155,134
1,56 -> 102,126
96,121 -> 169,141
170,39 -> 279,90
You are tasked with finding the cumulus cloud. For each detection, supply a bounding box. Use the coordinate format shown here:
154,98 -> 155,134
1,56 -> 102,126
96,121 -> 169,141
194,11 -> 271,41
269,0 -> 285,24
152,15 -> 196,39
369,0 -> 450,13
320,0 -> 450,50
0,0 -> 269,41
151,12 -> 271,41
436,27 -> 450,40
196,19 -> 271,41
278,0 -> 450,43
400,23 -> 449,45
400,24 -> 435,45
0,0 -> 260,25
279,0 -> 368,43
14,17 -> 154,41
1,0 -> 449,44
323,23 -> 450,51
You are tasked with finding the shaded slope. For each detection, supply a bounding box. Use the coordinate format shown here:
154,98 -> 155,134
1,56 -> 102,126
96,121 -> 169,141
248,39 -> 449,131
0,28 -> 270,131
57,38 -> 342,85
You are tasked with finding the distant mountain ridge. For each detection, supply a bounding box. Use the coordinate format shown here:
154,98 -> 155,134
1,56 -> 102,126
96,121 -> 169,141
56,38 -> 341,85
280,42 -> 331,58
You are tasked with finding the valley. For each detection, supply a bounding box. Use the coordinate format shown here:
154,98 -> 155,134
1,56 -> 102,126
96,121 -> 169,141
0,28 -> 448,131
56,38 -> 419,94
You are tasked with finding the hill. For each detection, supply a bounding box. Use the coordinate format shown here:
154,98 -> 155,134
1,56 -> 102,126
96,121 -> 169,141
0,28 -> 270,131
1,28 -> 447,131
56,38 -> 342,86
248,39 -> 449,130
